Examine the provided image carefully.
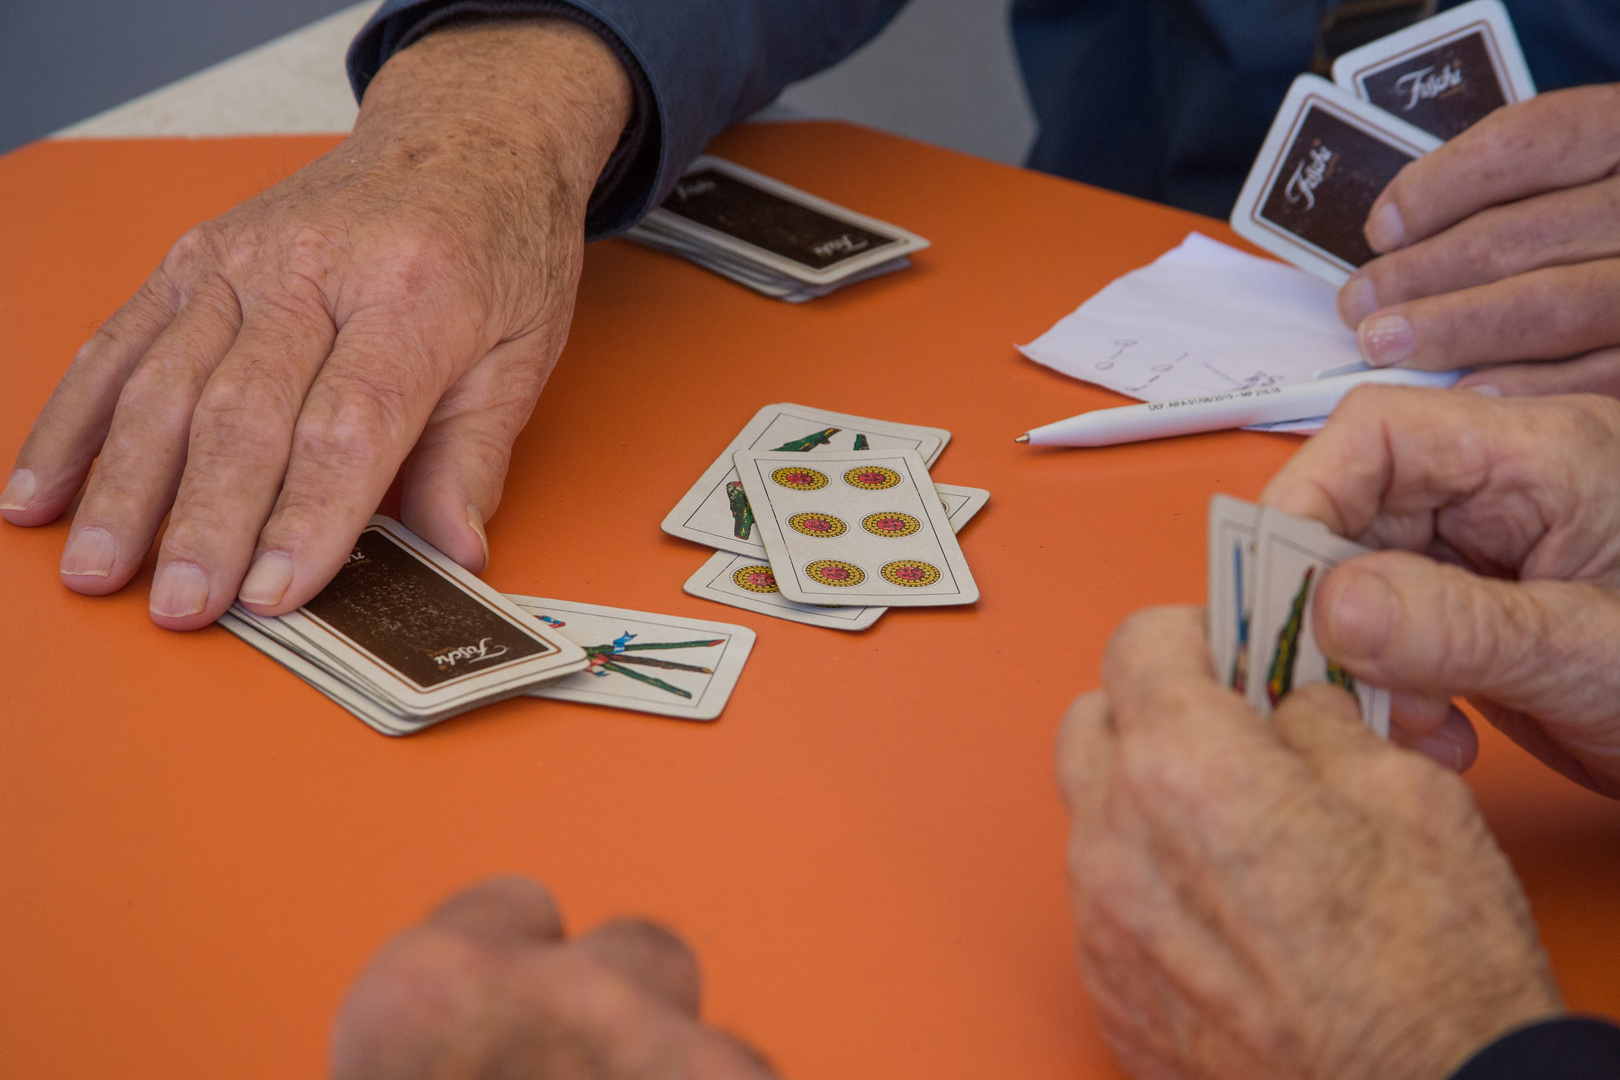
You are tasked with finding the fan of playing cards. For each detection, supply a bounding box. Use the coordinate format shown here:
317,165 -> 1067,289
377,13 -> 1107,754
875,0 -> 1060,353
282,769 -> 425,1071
1207,495 -> 1390,739
626,156 -> 930,302
1231,0 -> 1535,285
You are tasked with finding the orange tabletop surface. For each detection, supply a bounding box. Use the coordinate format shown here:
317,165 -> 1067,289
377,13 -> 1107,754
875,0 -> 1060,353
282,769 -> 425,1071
2,122 -> 1618,1080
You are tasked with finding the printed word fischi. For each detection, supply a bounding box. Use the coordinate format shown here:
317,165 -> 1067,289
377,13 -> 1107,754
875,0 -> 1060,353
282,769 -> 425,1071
431,638 -> 510,671
673,177 -> 717,201
1284,144 -> 1334,210
811,232 -> 872,259
1395,62 -> 1464,110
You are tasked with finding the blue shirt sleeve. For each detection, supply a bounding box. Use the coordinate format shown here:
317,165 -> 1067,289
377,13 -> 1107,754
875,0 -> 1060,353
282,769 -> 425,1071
346,0 -> 905,239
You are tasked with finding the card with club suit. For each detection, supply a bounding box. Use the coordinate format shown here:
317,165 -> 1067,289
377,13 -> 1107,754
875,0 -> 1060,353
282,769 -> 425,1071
1245,507 -> 1391,736
505,597 -> 755,721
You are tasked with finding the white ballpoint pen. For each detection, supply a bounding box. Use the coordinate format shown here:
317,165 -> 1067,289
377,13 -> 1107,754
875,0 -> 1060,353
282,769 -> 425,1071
1015,366 -> 1464,447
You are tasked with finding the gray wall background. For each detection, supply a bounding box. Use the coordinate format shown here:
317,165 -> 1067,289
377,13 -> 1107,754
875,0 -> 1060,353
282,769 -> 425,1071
0,0 -> 360,153
0,0 -> 1036,163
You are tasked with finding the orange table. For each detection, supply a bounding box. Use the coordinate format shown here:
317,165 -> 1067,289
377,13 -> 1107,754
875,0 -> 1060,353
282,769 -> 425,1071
3,123 -> 1617,1080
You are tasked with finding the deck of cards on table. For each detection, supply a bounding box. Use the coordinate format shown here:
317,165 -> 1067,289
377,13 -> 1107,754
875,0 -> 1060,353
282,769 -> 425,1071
670,403 -> 989,629
1207,495 -> 1390,738
1231,0 -> 1533,285
221,518 -> 760,734
625,156 -> 930,302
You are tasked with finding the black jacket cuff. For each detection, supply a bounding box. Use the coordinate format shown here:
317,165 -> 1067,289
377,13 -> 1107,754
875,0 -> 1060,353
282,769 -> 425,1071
1450,1016 -> 1620,1079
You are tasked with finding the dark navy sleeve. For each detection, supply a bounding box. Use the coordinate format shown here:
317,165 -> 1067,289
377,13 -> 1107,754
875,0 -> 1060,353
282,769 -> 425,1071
346,0 -> 906,240
1449,1016 -> 1620,1080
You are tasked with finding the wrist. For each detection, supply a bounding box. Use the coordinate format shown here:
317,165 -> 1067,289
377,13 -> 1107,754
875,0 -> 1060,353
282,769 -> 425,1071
354,18 -> 632,210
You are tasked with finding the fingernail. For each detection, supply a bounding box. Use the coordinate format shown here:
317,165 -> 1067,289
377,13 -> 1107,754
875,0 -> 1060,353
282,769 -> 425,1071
150,561 -> 210,618
1338,275 -> 1379,326
239,551 -> 295,607
1325,570 -> 1396,661
1467,383 -> 1501,397
466,503 -> 489,572
60,527 -> 117,577
0,469 -> 36,511
1365,200 -> 1407,252
1359,312 -> 1415,367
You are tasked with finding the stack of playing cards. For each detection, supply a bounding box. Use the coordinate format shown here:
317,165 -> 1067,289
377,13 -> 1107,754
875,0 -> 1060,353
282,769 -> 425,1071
626,156 -> 930,302
1207,495 -> 1390,736
221,517 -> 759,734
1232,0 -> 1534,284
666,404 -> 988,630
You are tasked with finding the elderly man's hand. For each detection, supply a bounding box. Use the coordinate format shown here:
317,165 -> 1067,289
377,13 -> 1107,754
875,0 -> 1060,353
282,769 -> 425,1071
1059,607 -> 1561,1080
0,19 -> 630,629
1262,387 -> 1620,795
331,877 -> 777,1080
1336,84 -> 1620,395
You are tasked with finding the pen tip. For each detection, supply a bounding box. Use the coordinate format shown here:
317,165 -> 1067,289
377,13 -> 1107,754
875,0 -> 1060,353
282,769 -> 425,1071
1014,434 -> 1029,444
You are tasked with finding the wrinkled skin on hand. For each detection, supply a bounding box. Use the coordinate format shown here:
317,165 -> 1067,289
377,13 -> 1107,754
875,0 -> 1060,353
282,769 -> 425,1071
1058,606 -> 1562,1080
332,877 -> 777,1080
1263,387 -> 1620,795
1,19 -> 631,629
1336,84 -> 1620,394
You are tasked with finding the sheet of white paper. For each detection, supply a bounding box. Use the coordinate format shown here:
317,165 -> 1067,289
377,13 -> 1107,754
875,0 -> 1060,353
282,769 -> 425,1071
1019,232 -> 1365,434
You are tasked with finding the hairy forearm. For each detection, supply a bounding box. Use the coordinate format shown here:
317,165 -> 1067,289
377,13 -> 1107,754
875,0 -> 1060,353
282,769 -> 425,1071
358,18 -> 633,214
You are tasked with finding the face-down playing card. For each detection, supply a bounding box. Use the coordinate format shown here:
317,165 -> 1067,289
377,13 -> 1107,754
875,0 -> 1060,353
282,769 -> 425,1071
1332,0 -> 1535,140
684,483 -> 990,630
735,449 -> 978,608
1244,508 -> 1390,737
1230,74 -> 1442,285
662,403 -> 950,557
504,597 -> 755,721
222,516 -> 588,734
642,156 -> 930,286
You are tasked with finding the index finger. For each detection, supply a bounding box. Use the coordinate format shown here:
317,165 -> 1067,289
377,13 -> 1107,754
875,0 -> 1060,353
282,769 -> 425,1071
1261,385 -> 1503,542
1367,84 -> 1620,252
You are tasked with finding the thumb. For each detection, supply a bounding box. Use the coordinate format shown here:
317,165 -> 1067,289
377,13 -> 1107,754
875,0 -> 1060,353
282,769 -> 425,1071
1315,551 -> 1620,785
399,338 -> 553,572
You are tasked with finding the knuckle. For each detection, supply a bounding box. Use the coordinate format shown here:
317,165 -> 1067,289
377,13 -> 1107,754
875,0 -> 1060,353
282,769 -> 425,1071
163,223 -> 225,277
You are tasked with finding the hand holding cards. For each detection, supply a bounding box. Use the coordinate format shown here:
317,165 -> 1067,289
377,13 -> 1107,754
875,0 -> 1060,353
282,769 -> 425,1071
626,157 -> 929,302
1207,496 -> 1389,737
1232,0 -> 1534,284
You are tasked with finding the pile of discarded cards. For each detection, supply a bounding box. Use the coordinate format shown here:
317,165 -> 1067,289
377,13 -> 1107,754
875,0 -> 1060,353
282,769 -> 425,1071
1230,0 -> 1534,286
626,156 -> 930,302
666,404 -> 988,632
1207,494 -> 1390,737
221,518 -> 758,735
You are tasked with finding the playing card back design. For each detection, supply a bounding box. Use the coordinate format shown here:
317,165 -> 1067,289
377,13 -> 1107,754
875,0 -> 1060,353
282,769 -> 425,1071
661,168 -> 900,272
1256,102 -> 1416,270
302,526 -> 556,691
1357,31 -> 1505,137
